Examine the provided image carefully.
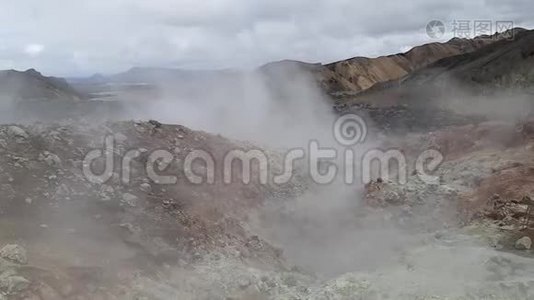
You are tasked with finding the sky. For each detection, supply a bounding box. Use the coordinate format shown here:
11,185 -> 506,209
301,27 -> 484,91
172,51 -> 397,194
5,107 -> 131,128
0,0 -> 532,76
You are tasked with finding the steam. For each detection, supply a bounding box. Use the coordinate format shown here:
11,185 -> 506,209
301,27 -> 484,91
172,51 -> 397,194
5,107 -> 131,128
3,61 -> 534,299
112,66 -> 337,148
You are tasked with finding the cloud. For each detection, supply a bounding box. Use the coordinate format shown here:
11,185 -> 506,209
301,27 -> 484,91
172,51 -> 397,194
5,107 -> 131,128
24,44 -> 44,57
0,0 -> 532,76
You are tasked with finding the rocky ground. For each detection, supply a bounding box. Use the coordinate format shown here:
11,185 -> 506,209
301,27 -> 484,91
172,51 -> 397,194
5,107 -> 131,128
2,116 -> 534,299
0,120 -> 304,299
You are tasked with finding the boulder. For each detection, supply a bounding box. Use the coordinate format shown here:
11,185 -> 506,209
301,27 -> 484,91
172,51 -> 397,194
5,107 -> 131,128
7,126 -> 28,139
122,193 -> 138,207
0,275 -> 30,295
0,245 -> 27,265
515,236 -> 532,250
139,183 -> 152,193
39,151 -> 62,167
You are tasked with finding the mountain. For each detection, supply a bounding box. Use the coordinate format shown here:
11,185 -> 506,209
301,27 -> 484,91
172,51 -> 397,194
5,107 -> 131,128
325,28 -> 534,135
0,68 -> 84,103
342,28 -> 534,107
402,28 -> 534,90
63,27 -> 533,127
69,30 -> 526,102
109,67 -> 234,84
251,29 -> 527,96
0,69 -> 131,123
317,28 -> 527,94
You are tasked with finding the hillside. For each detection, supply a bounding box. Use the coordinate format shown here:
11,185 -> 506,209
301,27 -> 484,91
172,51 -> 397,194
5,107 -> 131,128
318,28 -> 527,94
82,29 -> 524,100
0,120 -> 303,298
341,28 -> 534,110
0,69 -> 83,103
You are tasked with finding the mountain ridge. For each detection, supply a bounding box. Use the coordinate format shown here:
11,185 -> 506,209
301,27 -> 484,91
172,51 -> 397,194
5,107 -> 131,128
0,68 -> 84,103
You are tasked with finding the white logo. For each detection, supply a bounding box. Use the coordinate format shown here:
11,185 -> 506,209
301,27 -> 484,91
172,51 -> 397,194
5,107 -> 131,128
426,20 -> 445,39
334,114 -> 367,146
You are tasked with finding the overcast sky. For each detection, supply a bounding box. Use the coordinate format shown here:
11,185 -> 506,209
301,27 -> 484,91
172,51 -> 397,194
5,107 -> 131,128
0,0 -> 532,76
